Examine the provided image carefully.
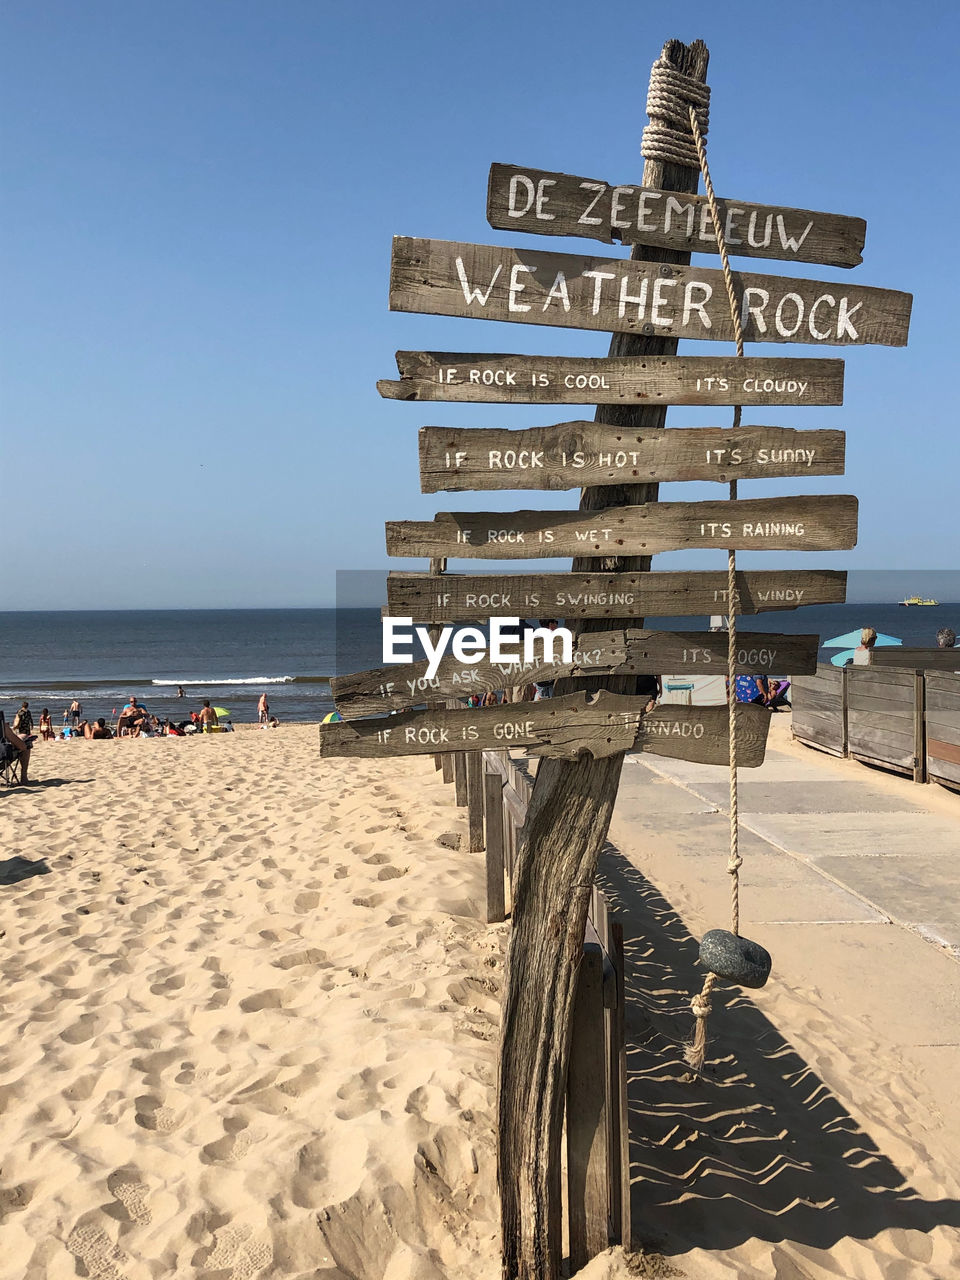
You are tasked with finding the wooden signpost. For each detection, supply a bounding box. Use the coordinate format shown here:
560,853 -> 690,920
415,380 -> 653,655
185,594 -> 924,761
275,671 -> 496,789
486,162 -> 866,267
419,423 -> 846,491
386,494 -> 858,559
389,236 -> 911,346
321,33 -> 912,1280
331,630 -> 819,717
319,692 -> 771,766
379,351 -> 844,405
387,568 -> 847,621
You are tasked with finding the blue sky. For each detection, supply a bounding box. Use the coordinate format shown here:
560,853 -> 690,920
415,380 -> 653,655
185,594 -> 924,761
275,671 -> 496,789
2,0 -> 957,608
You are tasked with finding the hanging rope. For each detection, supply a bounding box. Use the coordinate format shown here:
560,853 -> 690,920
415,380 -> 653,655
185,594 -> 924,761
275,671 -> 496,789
684,104 -> 747,1075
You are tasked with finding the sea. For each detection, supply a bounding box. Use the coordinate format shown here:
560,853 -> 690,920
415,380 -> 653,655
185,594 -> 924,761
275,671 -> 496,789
2,602 -> 957,726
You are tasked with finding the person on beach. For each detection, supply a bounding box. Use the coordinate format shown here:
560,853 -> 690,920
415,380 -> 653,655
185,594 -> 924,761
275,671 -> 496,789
852,627 -> 877,665
84,717 -> 113,739
257,693 -> 269,725
13,701 -> 34,738
117,697 -> 148,737
197,700 -> 219,732
38,708 -> 54,740
68,699 -> 82,728
734,674 -> 773,705
268,715 -> 280,728
2,715 -> 32,782
936,627 -> 957,648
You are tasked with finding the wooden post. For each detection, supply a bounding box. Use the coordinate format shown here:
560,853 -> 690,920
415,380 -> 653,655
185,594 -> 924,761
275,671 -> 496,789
497,38 -> 710,1280
841,664 -> 850,757
467,750 -> 485,852
484,766 -> 507,923
566,945 -> 609,1272
429,558 -> 446,772
610,920 -> 631,1249
453,750 -> 468,807
914,669 -> 926,784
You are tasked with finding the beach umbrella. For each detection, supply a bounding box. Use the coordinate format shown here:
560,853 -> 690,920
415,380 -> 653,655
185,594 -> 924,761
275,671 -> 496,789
322,711 -> 342,723
822,630 -> 902,649
829,648 -> 857,667
213,706 -> 231,718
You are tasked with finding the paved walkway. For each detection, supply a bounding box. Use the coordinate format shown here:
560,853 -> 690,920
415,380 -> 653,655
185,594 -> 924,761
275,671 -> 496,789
596,723 -> 960,1266
603,722 -> 960,1156
620,729 -> 960,954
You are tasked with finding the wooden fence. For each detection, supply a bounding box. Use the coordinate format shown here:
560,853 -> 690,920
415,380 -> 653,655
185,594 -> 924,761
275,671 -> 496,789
926,672 -> 960,791
437,744 -> 631,1268
792,661 -> 960,790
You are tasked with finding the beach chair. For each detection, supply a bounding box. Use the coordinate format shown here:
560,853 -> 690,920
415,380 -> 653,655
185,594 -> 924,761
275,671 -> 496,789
0,712 -> 23,787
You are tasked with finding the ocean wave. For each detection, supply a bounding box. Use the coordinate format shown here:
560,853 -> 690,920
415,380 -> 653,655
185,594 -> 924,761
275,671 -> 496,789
150,677 -> 297,686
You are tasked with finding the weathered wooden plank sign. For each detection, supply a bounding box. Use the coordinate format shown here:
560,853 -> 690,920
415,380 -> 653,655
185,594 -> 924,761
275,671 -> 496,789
386,494 -> 858,559
331,630 -> 819,717
379,352 -> 845,406
420,423 -> 846,490
318,692 -> 771,766
387,568 -> 847,621
389,237 -> 912,346
486,163 -> 867,268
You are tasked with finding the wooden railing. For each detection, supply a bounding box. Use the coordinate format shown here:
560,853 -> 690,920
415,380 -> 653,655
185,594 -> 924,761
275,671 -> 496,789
792,661 -> 960,790
439,745 -> 631,1268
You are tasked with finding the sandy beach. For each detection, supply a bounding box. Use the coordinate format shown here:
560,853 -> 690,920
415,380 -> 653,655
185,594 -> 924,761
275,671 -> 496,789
1,729 -> 502,1279
2,721 -> 959,1278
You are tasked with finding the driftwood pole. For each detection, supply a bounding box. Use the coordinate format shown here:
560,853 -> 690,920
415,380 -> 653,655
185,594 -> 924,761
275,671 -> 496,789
497,38 -> 710,1279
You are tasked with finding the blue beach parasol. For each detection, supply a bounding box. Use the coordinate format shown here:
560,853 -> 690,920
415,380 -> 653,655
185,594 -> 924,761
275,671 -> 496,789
822,630 -> 902,649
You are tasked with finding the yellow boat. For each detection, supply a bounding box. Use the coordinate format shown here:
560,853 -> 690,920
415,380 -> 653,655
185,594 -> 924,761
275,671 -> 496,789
898,596 -> 940,606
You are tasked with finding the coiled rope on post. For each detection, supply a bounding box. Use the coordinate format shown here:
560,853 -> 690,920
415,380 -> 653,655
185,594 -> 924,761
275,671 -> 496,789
684,102 -> 747,1076
641,55 -> 711,168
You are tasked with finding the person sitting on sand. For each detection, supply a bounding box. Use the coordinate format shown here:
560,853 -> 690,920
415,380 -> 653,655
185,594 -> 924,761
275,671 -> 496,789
2,715 -> 32,783
38,708 -> 54,741
852,627 -> 877,665
937,627 -> 957,649
117,697 -> 148,737
84,717 -> 113,740
268,715 -> 280,728
197,700 -> 219,732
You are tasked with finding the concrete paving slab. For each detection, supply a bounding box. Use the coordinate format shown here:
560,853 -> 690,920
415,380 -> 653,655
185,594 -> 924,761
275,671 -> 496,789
742,812 -> 960,861
614,775 -> 719,820
814,854 -> 960,945
609,813 -> 884,926
635,750 -> 836,786
676,779 -> 926,815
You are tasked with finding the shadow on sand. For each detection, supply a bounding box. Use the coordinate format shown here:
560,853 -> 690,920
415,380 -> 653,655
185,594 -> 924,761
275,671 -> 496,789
0,856 -> 52,885
596,840 -> 960,1257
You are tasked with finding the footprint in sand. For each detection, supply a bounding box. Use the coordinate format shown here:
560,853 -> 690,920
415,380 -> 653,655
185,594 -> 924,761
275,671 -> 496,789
293,891 -> 320,912
195,1221 -> 271,1276
376,865 -> 405,881
238,988 -> 286,1013
0,1180 -> 34,1220
66,1222 -> 131,1280
362,851 -> 391,866
352,894 -> 386,910
272,948 -> 327,971
148,973 -> 186,996
134,1094 -> 181,1133
59,1012 -> 103,1045
106,1168 -> 152,1225
200,1116 -> 255,1164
